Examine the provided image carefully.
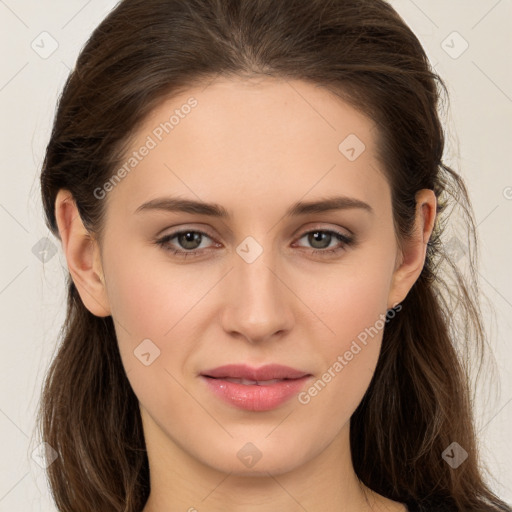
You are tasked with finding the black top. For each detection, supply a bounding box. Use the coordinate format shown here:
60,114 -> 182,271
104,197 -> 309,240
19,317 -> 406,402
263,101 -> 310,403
405,500 -> 454,512
406,502 -> 427,512
407,505 -> 430,511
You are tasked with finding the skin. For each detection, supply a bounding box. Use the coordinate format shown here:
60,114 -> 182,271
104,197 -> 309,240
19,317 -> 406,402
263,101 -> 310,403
55,77 -> 436,512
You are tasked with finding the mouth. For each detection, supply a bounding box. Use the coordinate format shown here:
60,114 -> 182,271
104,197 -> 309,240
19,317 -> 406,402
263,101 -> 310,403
205,377 -> 290,386
200,364 -> 312,411
200,363 -> 310,381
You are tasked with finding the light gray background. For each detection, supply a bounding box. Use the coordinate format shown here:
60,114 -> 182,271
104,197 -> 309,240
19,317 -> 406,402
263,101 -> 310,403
0,1 -> 511,510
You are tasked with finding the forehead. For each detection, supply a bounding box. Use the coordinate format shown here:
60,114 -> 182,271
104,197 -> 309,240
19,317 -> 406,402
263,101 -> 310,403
107,77 -> 389,218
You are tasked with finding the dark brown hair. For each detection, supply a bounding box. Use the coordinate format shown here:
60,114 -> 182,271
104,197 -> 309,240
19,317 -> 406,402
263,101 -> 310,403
38,0 -> 511,510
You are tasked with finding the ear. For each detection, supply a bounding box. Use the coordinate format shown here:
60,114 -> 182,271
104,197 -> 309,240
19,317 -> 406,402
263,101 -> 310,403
387,189 -> 437,308
55,189 -> 111,317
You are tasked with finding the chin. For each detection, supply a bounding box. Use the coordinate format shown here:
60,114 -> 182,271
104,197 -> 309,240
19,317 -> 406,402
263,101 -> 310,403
195,435 -> 316,477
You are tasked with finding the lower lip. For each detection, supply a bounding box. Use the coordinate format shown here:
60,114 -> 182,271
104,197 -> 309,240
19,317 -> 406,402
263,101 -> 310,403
201,375 -> 311,411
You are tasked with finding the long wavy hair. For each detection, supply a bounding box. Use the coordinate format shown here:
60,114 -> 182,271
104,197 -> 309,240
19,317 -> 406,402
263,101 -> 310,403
37,0 -> 511,510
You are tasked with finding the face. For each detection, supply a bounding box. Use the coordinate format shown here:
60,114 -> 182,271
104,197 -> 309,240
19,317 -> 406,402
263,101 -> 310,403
61,77 -> 432,478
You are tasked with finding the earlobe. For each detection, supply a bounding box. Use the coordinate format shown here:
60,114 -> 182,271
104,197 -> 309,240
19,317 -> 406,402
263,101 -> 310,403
387,189 -> 437,308
55,189 -> 111,317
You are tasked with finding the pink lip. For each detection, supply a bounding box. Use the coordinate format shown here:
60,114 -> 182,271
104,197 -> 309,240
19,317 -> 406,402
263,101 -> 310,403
201,364 -> 309,381
200,364 -> 312,411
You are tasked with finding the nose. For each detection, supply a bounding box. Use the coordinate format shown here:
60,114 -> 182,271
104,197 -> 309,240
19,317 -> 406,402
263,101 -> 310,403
220,247 -> 295,345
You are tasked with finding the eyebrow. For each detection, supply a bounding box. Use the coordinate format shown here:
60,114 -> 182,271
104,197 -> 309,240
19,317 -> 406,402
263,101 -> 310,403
134,195 -> 374,217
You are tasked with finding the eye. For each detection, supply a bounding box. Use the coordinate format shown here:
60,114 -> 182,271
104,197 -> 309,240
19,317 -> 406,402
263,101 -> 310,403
155,229 -> 219,258
155,227 -> 355,259
293,229 -> 354,256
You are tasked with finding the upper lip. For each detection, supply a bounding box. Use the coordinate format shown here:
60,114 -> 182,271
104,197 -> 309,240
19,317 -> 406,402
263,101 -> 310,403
201,364 -> 310,381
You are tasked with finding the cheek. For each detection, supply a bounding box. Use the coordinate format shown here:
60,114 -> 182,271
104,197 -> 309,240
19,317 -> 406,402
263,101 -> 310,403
294,261 -> 392,411
102,247 -> 213,340
103,254 -> 204,417
105,264 -> 165,337
101,247 -> 228,397
303,258 -> 392,346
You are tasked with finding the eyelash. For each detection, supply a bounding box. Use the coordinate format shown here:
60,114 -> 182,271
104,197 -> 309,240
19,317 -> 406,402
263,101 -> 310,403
155,228 -> 354,259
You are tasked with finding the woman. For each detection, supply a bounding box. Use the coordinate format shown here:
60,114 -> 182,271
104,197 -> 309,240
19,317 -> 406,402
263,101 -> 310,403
38,0 -> 511,511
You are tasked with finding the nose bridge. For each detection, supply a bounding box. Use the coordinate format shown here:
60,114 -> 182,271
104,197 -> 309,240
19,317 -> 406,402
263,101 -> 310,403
221,239 -> 294,342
